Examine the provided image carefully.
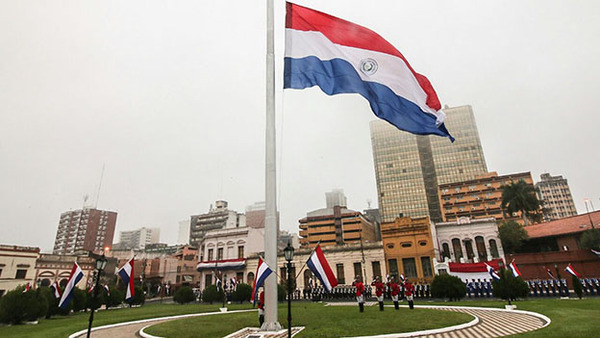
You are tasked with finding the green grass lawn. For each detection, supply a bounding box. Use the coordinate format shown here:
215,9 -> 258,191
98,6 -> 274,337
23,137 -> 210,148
144,302 -> 473,337
1,298 -> 599,337
0,302 -> 254,338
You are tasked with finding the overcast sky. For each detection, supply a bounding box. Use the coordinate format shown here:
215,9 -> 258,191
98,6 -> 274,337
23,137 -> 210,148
2,1 -> 599,252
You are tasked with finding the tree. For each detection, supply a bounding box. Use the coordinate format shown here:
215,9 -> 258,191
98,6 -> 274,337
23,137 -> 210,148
498,220 -> 529,254
173,286 -> 196,304
38,286 -> 60,319
104,286 -> 125,309
130,286 -> 145,306
232,283 -> 253,303
580,229 -> 600,251
501,180 -> 541,225
72,288 -> 88,312
431,274 -> 466,301
0,286 -> 48,324
201,286 -> 221,304
492,269 -> 529,305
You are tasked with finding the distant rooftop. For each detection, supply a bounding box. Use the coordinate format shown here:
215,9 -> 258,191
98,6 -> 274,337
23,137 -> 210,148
525,210 -> 600,238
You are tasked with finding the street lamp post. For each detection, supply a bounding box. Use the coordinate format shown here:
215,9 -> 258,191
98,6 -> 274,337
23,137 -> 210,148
283,241 -> 295,338
87,253 -> 108,338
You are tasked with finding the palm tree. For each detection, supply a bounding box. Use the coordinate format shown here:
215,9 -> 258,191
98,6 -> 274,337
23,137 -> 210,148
500,180 -> 541,225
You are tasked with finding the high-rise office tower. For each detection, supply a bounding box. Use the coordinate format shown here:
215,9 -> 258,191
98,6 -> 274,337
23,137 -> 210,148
53,208 -> 117,255
535,173 -> 577,221
325,189 -> 347,208
370,105 -> 488,223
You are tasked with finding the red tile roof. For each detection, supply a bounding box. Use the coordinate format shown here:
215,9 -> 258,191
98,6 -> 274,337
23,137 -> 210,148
525,211 -> 600,238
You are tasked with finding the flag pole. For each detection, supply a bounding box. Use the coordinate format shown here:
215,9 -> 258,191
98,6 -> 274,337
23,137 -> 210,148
263,0 -> 281,331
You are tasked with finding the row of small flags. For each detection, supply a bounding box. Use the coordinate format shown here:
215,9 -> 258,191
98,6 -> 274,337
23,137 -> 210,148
484,260 -> 585,282
20,258 -> 136,310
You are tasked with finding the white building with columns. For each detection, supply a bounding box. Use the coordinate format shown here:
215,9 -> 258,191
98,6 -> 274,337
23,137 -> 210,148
432,217 -> 505,264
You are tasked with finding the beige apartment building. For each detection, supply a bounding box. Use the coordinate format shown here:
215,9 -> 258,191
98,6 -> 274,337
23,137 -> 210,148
535,173 -> 577,221
0,245 -> 40,296
438,171 -> 534,224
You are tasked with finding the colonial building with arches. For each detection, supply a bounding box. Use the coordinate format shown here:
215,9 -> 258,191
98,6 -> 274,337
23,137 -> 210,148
432,217 -> 505,264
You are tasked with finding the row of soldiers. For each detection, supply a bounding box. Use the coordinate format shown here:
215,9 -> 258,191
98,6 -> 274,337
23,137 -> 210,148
302,279 -> 432,301
527,278 -> 600,297
465,279 -> 494,298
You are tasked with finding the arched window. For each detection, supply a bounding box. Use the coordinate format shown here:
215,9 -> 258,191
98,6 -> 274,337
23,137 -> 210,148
475,236 -> 487,261
60,279 -> 68,288
452,238 -> 463,260
41,278 -> 51,287
442,243 -> 451,259
247,272 -> 255,286
489,239 -> 499,258
304,270 -> 312,289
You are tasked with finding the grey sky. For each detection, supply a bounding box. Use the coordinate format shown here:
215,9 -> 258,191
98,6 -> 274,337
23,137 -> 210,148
1,1 -> 599,252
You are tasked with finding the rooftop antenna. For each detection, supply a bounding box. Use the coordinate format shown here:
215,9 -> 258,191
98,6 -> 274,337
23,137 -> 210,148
94,164 -> 105,208
367,198 -> 372,209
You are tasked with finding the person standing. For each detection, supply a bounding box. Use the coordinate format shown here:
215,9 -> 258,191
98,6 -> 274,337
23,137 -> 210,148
257,288 -> 265,326
388,276 -> 400,310
372,276 -> 385,311
353,275 -> 365,312
404,281 -> 415,309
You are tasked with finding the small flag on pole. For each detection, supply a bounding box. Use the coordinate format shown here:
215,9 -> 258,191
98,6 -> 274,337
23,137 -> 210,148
59,262 -> 84,309
508,261 -> 522,278
484,263 -> 501,281
23,282 -> 31,293
251,257 -> 273,305
591,249 -> 600,258
565,264 -> 581,278
50,281 -> 62,299
118,258 -> 135,302
545,267 -> 556,279
306,245 -> 338,291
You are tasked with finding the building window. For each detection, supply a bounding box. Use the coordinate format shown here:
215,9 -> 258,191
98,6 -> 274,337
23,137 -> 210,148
0,268 -> 2,277
353,262 -> 363,281
402,258 -> 417,279
280,267 -> 287,284
15,269 -> 27,279
238,246 -> 244,259
421,257 -> 433,277
401,242 -> 412,248
217,248 -> 224,260
236,272 -> 244,282
418,241 -> 427,247
336,264 -> 345,284
247,272 -> 255,286
442,243 -> 451,259
208,249 -> 214,261
489,239 -> 499,258
387,259 -> 398,276
452,238 -> 463,259
475,236 -> 487,261
205,274 -> 212,287
372,261 -> 382,280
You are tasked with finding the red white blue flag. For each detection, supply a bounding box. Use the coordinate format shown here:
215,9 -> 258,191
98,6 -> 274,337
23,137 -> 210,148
118,258 -> 135,302
508,261 -> 522,278
250,257 -> 273,305
59,262 -> 84,309
484,263 -> 501,281
565,264 -> 581,278
306,245 -> 338,291
592,249 -> 600,258
284,2 -> 454,142
22,282 -> 31,293
50,281 -> 62,298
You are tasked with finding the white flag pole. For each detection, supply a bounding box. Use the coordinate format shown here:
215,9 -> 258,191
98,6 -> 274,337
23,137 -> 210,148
263,0 -> 281,331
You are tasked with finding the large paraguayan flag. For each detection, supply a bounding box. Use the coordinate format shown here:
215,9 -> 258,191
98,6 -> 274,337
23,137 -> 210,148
508,261 -> 522,278
306,245 -> 338,291
484,263 -> 501,281
250,257 -> 273,305
118,258 -> 135,302
59,262 -> 84,309
284,2 -> 454,142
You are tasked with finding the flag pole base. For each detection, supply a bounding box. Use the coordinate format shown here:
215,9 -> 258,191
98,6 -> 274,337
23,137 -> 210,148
260,321 -> 282,331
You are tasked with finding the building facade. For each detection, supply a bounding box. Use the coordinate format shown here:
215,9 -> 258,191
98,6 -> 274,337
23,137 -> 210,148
432,217 -> 505,264
298,206 -> 377,248
0,245 -> 40,296
53,208 -> 117,255
35,252 -> 117,290
438,171 -> 534,223
325,189 -> 347,208
535,173 -> 577,221
370,105 -> 488,223
380,216 -> 436,282
189,201 -> 246,247
118,227 -> 160,250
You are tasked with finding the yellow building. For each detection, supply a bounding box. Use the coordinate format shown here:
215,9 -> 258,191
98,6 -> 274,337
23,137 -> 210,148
438,171 -> 534,224
299,206 -> 377,248
381,216 -> 435,282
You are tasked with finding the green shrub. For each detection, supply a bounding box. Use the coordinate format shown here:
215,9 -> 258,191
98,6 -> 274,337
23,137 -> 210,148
277,284 -> 286,302
492,269 -> 529,304
431,274 -> 466,301
201,286 -> 222,304
105,286 -> 125,308
232,283 -> 253,303
38,286 -> 59,319
173,286 -> 196,304
72,288 -> 87,312
0,286 -> 48,324
130,286 -> 145,305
